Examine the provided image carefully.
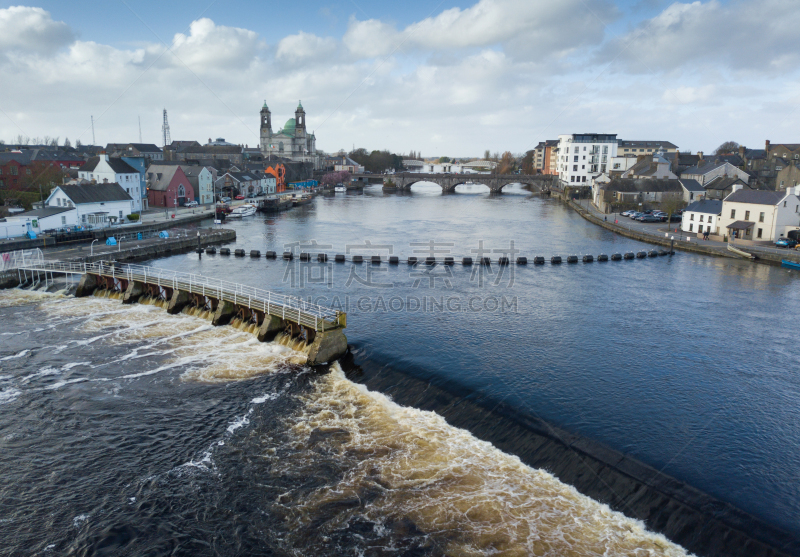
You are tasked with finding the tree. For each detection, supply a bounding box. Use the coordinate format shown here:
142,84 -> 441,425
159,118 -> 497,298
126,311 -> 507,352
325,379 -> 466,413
660,192 -> 685,226
714,141 -> 740,155
320,170 -> 351,188
63,138 -> 71,148
438,156 -> 450,163
484,150 -> 491,160
76,138 -> 82,147
49,137 -> 59,147
521,150 -> 535,175
496,151 -> 517,174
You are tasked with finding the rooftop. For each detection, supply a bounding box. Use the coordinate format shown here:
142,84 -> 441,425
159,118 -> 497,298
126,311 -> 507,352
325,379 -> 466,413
724,189 -> 784,205
684,199 -> 722,214
57,183 -> 133,204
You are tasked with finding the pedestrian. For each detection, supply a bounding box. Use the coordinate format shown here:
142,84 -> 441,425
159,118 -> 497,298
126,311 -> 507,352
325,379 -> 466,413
604,215 -> 607,222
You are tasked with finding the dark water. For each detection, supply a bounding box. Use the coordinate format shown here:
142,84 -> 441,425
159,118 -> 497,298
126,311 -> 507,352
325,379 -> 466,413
1,184 -> 799,555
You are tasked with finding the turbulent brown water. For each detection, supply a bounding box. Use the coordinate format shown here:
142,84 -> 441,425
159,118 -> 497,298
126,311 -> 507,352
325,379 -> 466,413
0,288 -> 690,556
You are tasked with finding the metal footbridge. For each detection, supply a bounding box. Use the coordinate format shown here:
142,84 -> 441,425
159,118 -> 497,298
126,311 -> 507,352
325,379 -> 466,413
4,250 -> 345,333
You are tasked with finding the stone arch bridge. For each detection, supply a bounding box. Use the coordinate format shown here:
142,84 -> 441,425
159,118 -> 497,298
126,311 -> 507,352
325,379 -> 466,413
370,173 -> 556,193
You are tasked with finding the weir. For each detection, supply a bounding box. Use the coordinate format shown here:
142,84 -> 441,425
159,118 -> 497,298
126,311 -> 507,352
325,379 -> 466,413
7,259 -> 348,365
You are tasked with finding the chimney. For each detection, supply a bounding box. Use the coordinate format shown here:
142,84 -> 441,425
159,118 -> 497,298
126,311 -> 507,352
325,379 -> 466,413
739,145 -> 745,160
765,139 -> 770,155
732,184 -> 744,193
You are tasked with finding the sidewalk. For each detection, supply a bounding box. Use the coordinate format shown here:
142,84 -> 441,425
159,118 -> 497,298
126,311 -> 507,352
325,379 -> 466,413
140,205 -> 215,224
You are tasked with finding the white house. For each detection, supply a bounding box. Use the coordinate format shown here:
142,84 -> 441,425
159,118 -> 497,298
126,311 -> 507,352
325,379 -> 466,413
557,133 -> 618,186
1,207 -> 77,238
46,183 -> 135,228
681,199 -> 722,237
79,154 -> 143,212
718,185 -> 800,243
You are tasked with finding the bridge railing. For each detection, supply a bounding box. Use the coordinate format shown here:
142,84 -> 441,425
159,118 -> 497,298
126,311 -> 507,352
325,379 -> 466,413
14,260 -> 345,331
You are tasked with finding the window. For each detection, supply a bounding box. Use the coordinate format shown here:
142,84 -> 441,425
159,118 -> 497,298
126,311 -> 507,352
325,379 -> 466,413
582,176 -> 587,182
26,168 -> 31,175
81,214 -> 86,223
745,210 -> 750,220
756,228 -> 762,238
689,223 -> 693,231
699,215 -> 704,222
570,176 -> 575,182
690,214 -> 694,221
731,209 -> 736,218
573,156 -> 579,162
10,166 -> 18,175
119,211 -> 123,219
573,165 -> 578,171
759,212 -> 765,222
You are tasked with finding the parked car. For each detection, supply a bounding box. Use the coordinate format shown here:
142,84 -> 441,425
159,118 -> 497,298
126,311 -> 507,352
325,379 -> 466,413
621,210 -> 635,217
775,238 -> 798,248
669,214 -> 682,222
234,195 -> 245,200
629,212 -> 643,219
221,196 -> 232,203
636,215 -> 662,223
185,200 -> 198,208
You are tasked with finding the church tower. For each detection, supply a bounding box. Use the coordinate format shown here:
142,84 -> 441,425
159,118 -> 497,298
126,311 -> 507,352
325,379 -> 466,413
294,101 -> 306,138
260,101 -> 272,153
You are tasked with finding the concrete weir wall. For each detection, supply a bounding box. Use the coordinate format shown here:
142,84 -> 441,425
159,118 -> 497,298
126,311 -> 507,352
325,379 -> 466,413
75,277 -> 347,366
80,230 -> 236,264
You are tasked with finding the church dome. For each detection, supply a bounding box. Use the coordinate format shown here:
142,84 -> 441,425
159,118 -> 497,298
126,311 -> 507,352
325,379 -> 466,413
283,118 -> 296,132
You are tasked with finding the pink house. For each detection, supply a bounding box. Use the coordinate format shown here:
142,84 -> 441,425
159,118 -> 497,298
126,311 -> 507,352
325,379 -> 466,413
146,165 -> 195,208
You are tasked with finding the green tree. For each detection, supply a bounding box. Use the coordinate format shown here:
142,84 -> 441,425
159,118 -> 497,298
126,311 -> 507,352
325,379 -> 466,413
438,156 -> 450,163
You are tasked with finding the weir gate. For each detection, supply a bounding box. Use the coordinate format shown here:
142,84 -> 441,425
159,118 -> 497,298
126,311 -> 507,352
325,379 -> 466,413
7,257 -> 347,365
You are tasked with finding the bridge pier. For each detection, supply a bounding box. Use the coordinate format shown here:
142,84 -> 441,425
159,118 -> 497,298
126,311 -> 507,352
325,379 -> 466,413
123,280 -> 146,304
212,299 -> 236,326
306,328 -> 348,366
75,273 -> 98,297
167,289 -> 191,315
257,314 -> 284,342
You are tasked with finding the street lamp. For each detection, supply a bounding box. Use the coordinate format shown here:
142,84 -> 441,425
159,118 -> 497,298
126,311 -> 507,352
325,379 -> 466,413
90,239 -> 98,256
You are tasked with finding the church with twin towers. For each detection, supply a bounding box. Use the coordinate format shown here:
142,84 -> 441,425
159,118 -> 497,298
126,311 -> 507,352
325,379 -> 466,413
259,101 -> 319,168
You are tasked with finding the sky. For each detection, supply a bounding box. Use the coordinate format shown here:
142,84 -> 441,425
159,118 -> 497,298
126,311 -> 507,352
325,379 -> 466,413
0,0 -> 798,157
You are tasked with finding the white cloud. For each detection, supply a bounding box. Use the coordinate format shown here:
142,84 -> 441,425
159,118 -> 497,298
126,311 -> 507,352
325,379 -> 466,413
598,0 -> 800,73
662,85 -> 716,104
343,0 -> 616,60
170,18 -> 264,70
276,32 -> 337,64
0,6 -> 75,54
342,18 -> 400,59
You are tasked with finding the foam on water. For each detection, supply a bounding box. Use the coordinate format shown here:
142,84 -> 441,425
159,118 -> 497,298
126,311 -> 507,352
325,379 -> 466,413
0,387 -> 22,405
281,363 -> 692,556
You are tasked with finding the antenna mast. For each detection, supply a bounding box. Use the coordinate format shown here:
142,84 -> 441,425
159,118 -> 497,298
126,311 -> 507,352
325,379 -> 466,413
91,115 -> 96,145
162,109 -> 171,148
138,116 -> 143,143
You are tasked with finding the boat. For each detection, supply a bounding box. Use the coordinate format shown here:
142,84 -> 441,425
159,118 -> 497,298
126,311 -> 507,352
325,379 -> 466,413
781,259 -> 800,270
334,185 -> 346,193
292,194 -> 312,207
257,196 -> 293,213
227,204 -> 257,218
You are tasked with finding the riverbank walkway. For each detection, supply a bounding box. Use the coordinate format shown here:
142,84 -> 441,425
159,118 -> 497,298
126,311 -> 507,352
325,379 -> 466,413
567,196 -> 800,265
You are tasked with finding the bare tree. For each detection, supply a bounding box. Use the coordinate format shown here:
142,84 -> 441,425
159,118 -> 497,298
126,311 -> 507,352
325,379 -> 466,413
49,137 -> 59,147
714,141 -> 740,155
63,138 -> 71,148
661,192 -> 685,225
483,149 -> 491,160
76,139 -> 82,147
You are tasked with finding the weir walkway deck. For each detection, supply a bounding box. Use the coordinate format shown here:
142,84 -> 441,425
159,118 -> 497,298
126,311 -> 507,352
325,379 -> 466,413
5,254 -> 347,365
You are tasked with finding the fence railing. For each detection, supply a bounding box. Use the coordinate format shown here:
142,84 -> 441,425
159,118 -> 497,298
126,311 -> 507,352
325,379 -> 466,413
11,260 -> 345,331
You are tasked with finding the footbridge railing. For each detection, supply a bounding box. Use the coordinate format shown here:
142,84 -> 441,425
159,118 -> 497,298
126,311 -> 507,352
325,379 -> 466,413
13,260 -> 345,332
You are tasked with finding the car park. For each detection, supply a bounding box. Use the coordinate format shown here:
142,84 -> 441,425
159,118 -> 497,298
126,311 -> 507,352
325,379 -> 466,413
775,238 -> 798,248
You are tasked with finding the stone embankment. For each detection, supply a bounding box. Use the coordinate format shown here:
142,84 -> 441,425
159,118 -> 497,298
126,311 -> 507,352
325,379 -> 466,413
76,229 -> 235,264
557,193 -> 800,266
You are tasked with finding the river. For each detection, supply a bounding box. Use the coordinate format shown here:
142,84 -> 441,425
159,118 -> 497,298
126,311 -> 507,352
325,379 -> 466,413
1,183 -> 798,556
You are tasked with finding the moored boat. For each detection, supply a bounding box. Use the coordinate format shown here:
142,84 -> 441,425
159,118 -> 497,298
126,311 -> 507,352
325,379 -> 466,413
227,203 -> 257,218
781,259 -> 800,270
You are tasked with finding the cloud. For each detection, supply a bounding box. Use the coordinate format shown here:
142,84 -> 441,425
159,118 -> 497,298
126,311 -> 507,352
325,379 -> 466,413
0,6 -> 75,54
170,18 -> 264,70
276,32 -> 337,64
343,0 -> 616,60
597,0 -> 800,73
662,85 -> 715,104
